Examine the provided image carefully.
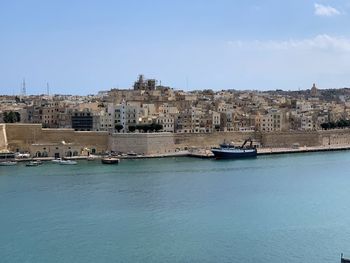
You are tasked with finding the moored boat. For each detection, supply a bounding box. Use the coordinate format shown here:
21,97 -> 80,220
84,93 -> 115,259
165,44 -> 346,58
211,138 -> 257,159
59,160 -> 77,165
51,158 -> 62,163
25,160 -> 43,167
87,155 -> 97,161
101,157 -> 120,164
0,161 -> 17,166
341,254 -> 350,263
52,158 -> 77,165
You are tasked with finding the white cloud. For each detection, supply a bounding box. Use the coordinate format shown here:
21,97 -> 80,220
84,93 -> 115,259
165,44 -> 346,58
228,34 -> 350,52
314,3 -> 340,17
224,34 -> 350,90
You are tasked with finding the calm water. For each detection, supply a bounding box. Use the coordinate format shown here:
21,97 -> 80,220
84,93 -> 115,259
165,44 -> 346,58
1,152 -> 350,263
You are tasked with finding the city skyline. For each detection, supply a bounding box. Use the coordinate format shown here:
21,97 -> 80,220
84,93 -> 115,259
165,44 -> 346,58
2,0 -> 350,95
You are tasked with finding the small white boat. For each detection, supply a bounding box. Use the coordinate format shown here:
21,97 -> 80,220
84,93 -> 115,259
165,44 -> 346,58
59,160 -> 77,165
87,155 -> 97,161
25,161 -> 43,167
0,161 -> 17,166
15,153 -> 31,159
52,158 -> 77,165
101,157 -> 120,164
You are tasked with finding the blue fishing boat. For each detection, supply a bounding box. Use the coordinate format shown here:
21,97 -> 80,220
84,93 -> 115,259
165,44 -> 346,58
211,138 -> 257,159
342,254 -> 350,263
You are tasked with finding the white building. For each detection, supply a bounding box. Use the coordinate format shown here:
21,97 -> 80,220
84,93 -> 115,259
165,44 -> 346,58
114,100 -> 140,133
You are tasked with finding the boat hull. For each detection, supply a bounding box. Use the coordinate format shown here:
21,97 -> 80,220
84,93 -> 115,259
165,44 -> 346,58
26,161 -> 42,167
59,161 -> 77,165
211,149 -> 257,159
101,158 -> 120,164
0,161 -> 17,166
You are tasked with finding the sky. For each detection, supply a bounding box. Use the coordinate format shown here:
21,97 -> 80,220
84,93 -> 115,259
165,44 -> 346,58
1,0 -> 350,95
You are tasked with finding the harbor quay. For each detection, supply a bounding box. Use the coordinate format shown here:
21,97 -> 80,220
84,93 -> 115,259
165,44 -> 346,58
2,123 -> 350,159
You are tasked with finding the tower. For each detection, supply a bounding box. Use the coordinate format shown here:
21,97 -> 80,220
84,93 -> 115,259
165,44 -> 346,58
311,83 -> 318,97
46,82 -> 50,96
21,78 -> 26,97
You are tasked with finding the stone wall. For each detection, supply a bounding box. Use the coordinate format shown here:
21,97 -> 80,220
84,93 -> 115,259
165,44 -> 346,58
0,124 -> 7,151
4,124 -> 350,155
260,131 -> 320,147
261,129 -> 350,148
109,133 -> 175,155
4,124 -> 109,153
174,132 -> 258,148
175,130 -> 350,148
319,129 -> 350,146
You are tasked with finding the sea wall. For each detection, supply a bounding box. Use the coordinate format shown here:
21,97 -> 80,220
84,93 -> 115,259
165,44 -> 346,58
4,124 -> 109,154
260,129 -> 350,148
109,133 -> 175,155
174,130 -> 350,148
0,124 -> 7,151
173,132 -> 257,148
319,130 -> 350,146
260,131 -> 320,147
4,124 -> 350,155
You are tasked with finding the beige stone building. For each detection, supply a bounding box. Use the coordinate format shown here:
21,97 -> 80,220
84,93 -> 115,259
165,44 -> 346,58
256,110 -> 285,132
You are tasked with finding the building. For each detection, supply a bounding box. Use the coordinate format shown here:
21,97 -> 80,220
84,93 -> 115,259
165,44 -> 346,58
114,100 -> 140,133
133,74 -> 157,91
256,109 -> 285,132
71,109 -> 94,131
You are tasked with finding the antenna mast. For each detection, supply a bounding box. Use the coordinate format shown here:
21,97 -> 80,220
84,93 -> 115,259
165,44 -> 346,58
46,82 -> 50,96
21,78 -> 26,97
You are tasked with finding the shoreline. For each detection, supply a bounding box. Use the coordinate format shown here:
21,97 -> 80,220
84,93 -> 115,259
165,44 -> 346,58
11,145 -> 350,162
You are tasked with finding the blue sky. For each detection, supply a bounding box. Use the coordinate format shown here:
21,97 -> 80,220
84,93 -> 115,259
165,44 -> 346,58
1,0 -> 350,94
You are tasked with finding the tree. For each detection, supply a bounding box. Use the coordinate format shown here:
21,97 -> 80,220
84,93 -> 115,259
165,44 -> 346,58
3,111 -> 20,123
321,123 -> 330,130
115,124 -> 123,132
321,119 -> 350,130
135,123 -> 163,132
152,123 -> 163,132
128,125 -> 136,132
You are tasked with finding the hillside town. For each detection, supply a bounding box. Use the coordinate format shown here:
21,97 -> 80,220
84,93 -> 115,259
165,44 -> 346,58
1,75 -> 350,133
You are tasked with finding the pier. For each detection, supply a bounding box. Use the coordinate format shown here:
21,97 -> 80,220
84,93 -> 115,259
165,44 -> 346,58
187,145 -> 350,158
257,145 -> 350,155
11,145 -> 350,162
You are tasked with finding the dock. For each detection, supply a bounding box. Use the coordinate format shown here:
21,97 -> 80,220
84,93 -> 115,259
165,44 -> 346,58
11,145 -> 350,162
186,145 -> 350,158
257,145 -> 350,155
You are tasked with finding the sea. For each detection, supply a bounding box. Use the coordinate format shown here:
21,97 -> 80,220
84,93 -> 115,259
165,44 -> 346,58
0,152 -> 350,263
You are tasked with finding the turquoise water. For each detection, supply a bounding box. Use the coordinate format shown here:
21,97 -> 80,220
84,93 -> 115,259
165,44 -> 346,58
0,153 -> 350,263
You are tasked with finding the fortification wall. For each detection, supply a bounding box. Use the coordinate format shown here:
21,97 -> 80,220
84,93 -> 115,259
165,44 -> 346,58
260,131 -> 321,147
109,133 -> 175,155
0,124 -> 7,151
319,129 -> 350,146
5,124 -> 350,155
175,130 -> 350,148
174,132 -> 257,148
5,124 -> 108,153
5,124 -> 43,151
261,129 -> 350,148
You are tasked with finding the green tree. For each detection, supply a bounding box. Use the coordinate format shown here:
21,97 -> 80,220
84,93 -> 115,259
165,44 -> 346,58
128,125 -> 136,132
152,123 -> 163,132
3,111 -> 20,123
115,124 -> 123,132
